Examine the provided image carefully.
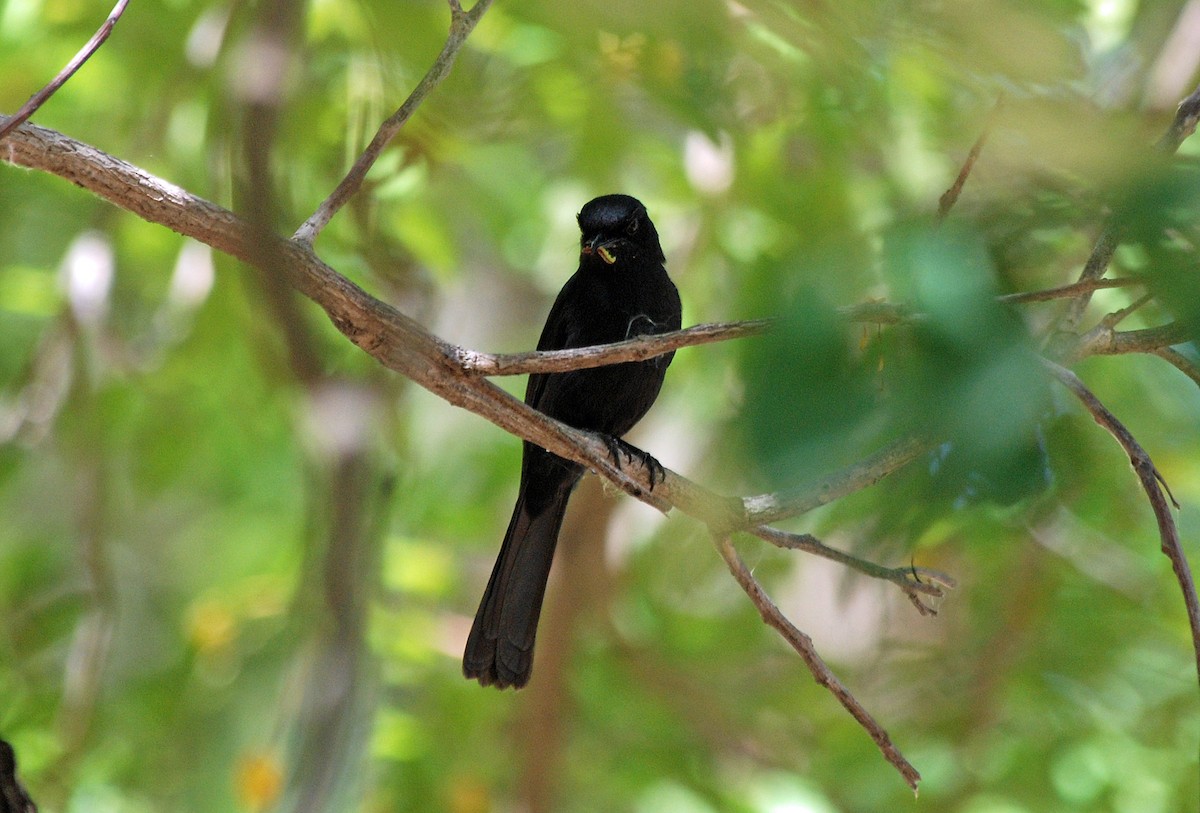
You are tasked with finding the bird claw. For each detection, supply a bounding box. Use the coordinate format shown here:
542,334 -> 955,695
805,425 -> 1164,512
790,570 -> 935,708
601,435 -> 665,491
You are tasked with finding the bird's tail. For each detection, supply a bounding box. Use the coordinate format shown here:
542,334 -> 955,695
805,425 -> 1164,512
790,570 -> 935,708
463,482 -> 573,689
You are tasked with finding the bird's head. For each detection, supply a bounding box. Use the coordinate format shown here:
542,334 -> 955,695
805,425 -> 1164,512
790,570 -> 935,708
577,194 -> 665,266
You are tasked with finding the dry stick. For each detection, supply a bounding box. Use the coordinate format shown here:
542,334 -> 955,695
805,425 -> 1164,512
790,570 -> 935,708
742,435 -> 930,527
1043,360 -> 1200,686
458,319 -> 772,376
751,525 -> 955,612
1070,320 -> 1192,360
937,111 -> 994,222
998,276 -> 1144,305
715,536 -> 923,793
1062,82 -> 1200,332
0,0 -> 131,144
292,0 -> 495,245
455,284 -> 1176,377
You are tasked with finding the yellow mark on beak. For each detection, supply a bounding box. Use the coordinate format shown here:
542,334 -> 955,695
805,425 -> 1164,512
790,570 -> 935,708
597,246 -> 617,265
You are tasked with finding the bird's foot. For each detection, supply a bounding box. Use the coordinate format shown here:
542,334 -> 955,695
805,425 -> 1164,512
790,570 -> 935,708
601,435 -> 666,491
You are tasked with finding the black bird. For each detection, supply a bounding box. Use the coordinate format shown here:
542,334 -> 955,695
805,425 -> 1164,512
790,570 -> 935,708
463,194 -> 682,689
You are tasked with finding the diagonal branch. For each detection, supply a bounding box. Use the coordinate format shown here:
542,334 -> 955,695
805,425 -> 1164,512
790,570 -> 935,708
714,535 -> 922,793
0,0 -> 130,144
937,100 -> 998,222
1062,82 -> 1200,330
1043,359 -> 1200,687
741,436 -> 931,527
292,0 -> 495,245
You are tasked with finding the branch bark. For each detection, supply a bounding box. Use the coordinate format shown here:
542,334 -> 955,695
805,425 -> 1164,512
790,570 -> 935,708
0,0 -> 130,144
1043,359 -> 1200,687
457,320 -> 771,376
714,535 -> 922,793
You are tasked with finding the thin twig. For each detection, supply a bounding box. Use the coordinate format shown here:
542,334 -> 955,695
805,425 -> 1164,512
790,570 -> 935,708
714,536 -> 922,793
292,0 -> 495,245
749,526 -> 956,614
998,277 -> 1144,305
1155,82 -> 1200,153
1097,292 -> 1154,329
0,0 -> 130,144
458,320 -> 771,376
1043,359 -> 1200,688
741,436 -> 931,528
937,103 -> 997,222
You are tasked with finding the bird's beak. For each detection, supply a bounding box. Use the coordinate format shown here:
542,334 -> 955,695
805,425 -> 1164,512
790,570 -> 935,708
581,235 -> 619,265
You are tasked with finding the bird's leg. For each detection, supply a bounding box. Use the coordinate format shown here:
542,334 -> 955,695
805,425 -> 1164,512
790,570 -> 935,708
600,435 -> 665,490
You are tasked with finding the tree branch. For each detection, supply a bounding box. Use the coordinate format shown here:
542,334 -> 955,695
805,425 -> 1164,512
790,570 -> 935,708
0,0 -> 130,144
998,276 -> 1144,305
741,436 -> 931,528
292,0 -> 495,246
1042,359 -> 1200,687
458,320 -> 771,376
1062,82 -> 1200,329
1069,320 -> 1192,360
937,102 -> 998,222
1,121 -> 945,787
750,526 -> 955,614
714,535 -> 922,793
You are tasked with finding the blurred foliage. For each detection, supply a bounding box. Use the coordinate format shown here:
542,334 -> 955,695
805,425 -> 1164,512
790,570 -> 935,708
3,0 -> 1200,811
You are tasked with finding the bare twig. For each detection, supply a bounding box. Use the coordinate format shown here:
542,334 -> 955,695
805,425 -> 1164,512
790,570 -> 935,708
1043,359 -> 1200,687
0,0 -> 130,144
937,105 -> 996,222
1097,292 -> 1154,329
998,277 -> 1144,305
750,526 -> 955,613
714,536 -> 922,792
1060,228 -> 1119,332
741,436 -> 931,527
292,0 -> 495,245
1069,321 -> 1191,360
458,320 -> 771,376
1155,82 -> 1200,153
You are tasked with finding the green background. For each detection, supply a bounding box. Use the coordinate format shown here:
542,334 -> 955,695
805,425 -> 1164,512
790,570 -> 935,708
2,0 -> 1200,810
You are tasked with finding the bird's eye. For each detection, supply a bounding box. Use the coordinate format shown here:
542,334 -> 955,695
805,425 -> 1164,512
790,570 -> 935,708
626,218 -> 639,236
